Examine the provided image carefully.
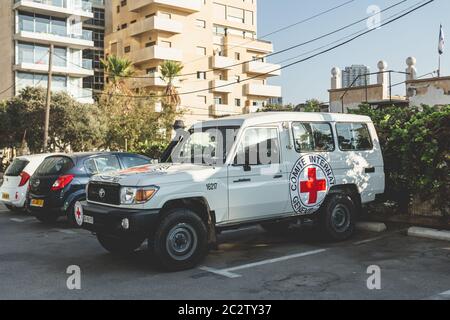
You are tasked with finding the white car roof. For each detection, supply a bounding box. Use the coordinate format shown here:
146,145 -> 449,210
15,153 -> 61,161
194,112 -> 372,129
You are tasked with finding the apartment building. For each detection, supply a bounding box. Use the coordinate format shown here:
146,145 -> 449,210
104,0 -> 282,126
83,0 -> 106,98
342,65 -> 371,88
0,0 -> 96,104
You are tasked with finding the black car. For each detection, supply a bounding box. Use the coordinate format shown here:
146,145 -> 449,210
28,152 -> 151,224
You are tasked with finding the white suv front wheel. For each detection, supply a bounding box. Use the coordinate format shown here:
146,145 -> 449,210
151,209 -> 208,272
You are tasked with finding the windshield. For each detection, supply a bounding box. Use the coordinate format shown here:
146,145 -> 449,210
170,126 -> 240,165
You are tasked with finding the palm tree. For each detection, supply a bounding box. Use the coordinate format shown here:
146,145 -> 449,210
160,60 -> 184,107
101,55 -> 134,91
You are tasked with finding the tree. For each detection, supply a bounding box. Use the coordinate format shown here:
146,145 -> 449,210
350,104 -> 450,215
0,87 -> 106,152
160,60 -> 183,107
296,99 -> 323,112
159,60 -> 184,139
101,55 -> 134,92
260,104 -> 294,112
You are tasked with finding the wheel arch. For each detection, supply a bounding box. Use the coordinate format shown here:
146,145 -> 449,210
159,197 -> 217,245
328,184 -> 362,215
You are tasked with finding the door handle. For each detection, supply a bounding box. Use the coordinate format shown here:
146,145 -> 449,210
273,174 -> 283,179
365,167 -> 375,173
233,178 -> 251,183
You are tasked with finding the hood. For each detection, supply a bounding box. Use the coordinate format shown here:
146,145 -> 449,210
91,163 -> 222,186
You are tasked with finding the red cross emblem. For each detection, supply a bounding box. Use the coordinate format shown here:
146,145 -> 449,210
300,167 -> 327,204
76,207 -> 81,219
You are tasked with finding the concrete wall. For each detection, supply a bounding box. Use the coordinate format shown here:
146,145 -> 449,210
407,77 -> 450,107
329,84 -> 385,113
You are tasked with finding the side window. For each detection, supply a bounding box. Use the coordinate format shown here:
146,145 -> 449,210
336,123 -> 373,151
120,155 -> 150,169
235,127 -> 280,165
84,155 -> 121,175
292,122 -> 334,153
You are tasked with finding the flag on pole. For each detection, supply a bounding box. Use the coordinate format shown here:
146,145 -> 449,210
438,24 -> 445,55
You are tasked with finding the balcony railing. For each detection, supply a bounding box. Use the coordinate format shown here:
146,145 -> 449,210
14,0 -> 93,13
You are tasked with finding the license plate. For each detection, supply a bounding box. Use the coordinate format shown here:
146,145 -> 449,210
30,199 -> 45,208
1,193 -> 9,200
83,215 -> 94,225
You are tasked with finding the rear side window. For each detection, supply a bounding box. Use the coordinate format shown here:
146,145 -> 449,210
36,157 -> 74,176
292,122 -> 335,153
336,123 -> 373,151
84,155 -> 121,175
120,155 -> 150,169
5,159 -> 29,176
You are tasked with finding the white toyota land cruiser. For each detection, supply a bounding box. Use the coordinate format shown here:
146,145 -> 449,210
76,112 -> 385,271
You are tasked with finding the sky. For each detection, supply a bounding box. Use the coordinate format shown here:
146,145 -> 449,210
258,0 -> 449,104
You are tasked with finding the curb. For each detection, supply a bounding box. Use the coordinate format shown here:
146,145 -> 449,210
356,222 -> 387,233
407,227 -> 450,242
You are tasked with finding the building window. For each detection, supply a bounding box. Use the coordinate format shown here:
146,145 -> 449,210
196,19 -> 206,28
197,95 -> 207,104
235,99 -> 241,107
196,46 -> 207,56
197,71 -> 207,80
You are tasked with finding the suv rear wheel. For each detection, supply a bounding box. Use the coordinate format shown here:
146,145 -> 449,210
319,193 -> 356,241
150,208 -> 208,272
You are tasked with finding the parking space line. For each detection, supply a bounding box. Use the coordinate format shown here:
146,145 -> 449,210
200,248 -> 327,279
56,229 -> 78,235
353,228 -> 408,246
199,266 -> 242,279
10,218 -> 35,223
426,289 -> 450,300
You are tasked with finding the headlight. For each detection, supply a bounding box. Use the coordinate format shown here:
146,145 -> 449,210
120,187 -> 158,205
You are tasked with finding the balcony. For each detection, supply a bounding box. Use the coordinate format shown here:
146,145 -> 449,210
129,0 -> 202,13
210,80 -> 233,93
14,61 -> 94,78
244,83 -> 282,98
210,104 -> 243,118
128,72 -> 180,89
244,61 -> 281,77
225,35 -> 273,54
128,45 -> 182,65
14,0 -> 93,20
15,30 -> 94,49
210,56 -> 235,70
130,16 -> 182,37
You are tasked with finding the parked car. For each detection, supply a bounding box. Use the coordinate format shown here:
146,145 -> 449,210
0,154 -> 53,212
76,113 -> 385,271
28,152 -> 151,224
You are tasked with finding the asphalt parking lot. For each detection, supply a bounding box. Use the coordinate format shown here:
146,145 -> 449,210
0,203 -> 449,300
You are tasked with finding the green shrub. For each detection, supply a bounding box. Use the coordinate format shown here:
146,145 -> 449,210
350,104 -> 450,215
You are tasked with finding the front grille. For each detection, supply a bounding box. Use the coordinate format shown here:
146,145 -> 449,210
88,182 -> 121,205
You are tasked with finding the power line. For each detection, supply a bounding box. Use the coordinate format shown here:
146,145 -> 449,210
176,0 -> 357,68
109,0 -> 410,80
47,0 -> 410,84
83,0 -> 434,100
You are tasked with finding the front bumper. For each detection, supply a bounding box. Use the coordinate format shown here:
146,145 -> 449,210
80,201 -> 160,238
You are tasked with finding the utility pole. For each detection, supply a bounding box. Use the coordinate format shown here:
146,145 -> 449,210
43,44 -> 53,152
